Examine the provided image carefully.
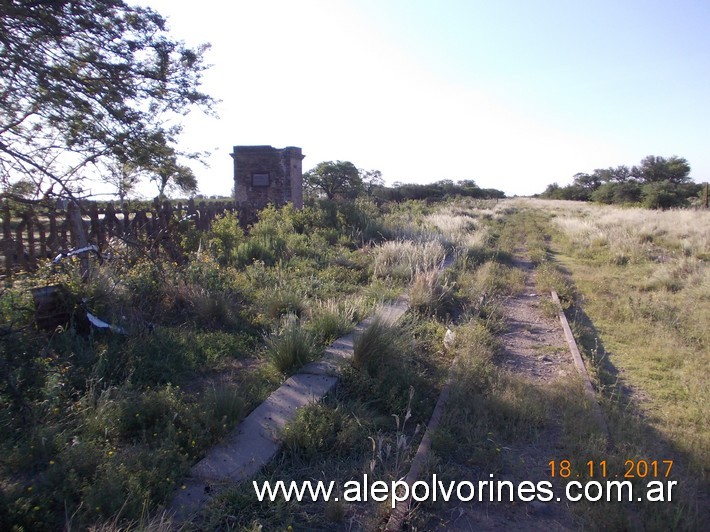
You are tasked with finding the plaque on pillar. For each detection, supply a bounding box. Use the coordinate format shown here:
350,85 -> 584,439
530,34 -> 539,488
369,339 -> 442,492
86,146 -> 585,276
252,173 -> 270,187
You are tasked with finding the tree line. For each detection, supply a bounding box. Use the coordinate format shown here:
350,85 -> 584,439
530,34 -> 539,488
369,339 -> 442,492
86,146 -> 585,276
539,155 -> 705,209
304,160 -> 505,204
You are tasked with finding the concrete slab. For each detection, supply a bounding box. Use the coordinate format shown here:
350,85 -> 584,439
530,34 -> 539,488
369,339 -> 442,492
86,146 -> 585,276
190,373 -> 338,482
376,294 -> 410,324
300,334 -> 355,376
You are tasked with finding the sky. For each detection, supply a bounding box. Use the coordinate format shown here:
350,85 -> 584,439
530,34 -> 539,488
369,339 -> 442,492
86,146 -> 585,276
131,0 -> 710,197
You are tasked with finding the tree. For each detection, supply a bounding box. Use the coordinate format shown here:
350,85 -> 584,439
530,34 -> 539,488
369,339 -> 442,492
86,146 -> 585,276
360,169 -> 384,197
104,160 -> 142,203
541,183 -> 562,199
572,172 -> 601,191
0,0 -> 214,200
148,148 -> 198,198
304,161 -> 362,200
632,156 -> 691,184
1,178 -> 35,199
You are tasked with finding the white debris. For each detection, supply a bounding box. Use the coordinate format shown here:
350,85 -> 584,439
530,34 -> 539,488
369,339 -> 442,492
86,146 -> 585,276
443,328 -> 456,350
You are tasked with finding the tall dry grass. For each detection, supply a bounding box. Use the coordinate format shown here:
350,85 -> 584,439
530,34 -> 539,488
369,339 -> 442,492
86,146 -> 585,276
515,198 -> 710,261
512,198 -> 709,524
372,240 -> 446,282
424,212 -> 491,250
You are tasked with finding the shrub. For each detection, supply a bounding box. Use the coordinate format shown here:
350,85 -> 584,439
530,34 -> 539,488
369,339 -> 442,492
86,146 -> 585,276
235,238 -> 277,266
591,182 -> 642,205
641,180 -> 692,209
208,211 -> 245,266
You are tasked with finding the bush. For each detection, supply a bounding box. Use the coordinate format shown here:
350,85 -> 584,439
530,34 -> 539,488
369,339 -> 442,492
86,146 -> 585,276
263,289 -> 307,321
234,238 -> 278,266
641,180 -> 694,209
591,182 -> 642,205
208,211 -> 245,266
282,403 -> 365,458
352,317 -> 406,375
348,316 -> 431,420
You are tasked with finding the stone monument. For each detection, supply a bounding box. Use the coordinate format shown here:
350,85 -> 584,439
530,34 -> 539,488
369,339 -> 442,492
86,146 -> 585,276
231,146 -> 304,213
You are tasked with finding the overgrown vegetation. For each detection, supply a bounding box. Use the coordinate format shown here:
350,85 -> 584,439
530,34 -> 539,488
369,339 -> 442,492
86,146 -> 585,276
192,208 -> 482,531
539,155 -> 706,209
0,198 -> 436,529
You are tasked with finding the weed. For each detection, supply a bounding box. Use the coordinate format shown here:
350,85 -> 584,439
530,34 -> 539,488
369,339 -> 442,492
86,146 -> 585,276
262,287 -> 307,321
352,316 -> 406,375
207,211 -> 245,266
307,298 -> 356,343
408,269 -> 459,319
200,384 -> 247,435
264,314 -> 319,374
281,403 -> 365,459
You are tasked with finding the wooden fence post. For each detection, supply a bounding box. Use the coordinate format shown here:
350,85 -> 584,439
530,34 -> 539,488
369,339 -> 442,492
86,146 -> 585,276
67,201 -> 91,281
2,202 -> 12,277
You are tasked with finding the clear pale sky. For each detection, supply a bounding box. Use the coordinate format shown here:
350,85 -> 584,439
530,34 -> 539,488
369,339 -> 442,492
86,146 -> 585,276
134,0 -> 710,197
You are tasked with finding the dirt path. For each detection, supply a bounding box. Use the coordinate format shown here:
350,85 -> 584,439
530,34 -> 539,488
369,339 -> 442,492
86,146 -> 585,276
497,255 -> 573,384
428,252 -> 581,531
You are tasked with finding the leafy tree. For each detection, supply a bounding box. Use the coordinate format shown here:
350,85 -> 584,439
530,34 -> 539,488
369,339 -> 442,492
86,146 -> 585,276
0,0 -> 214,200
632,155 -> 691,184
540,181 -> 589,201
148,146 -> 198,198
572,172 -> 601,191
1,179 -> 35,199
360,169 -> 384,197
542,156 -> 694,208
304,161 -> 362,200
104,160 -> 143,203
541,183 -> 562,198
597,165 -> 632,183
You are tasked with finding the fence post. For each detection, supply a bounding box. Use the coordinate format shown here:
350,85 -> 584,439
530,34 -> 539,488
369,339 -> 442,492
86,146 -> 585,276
2,202 -> 12,277
67,201 -> 91,281
24,211 -> 35,264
